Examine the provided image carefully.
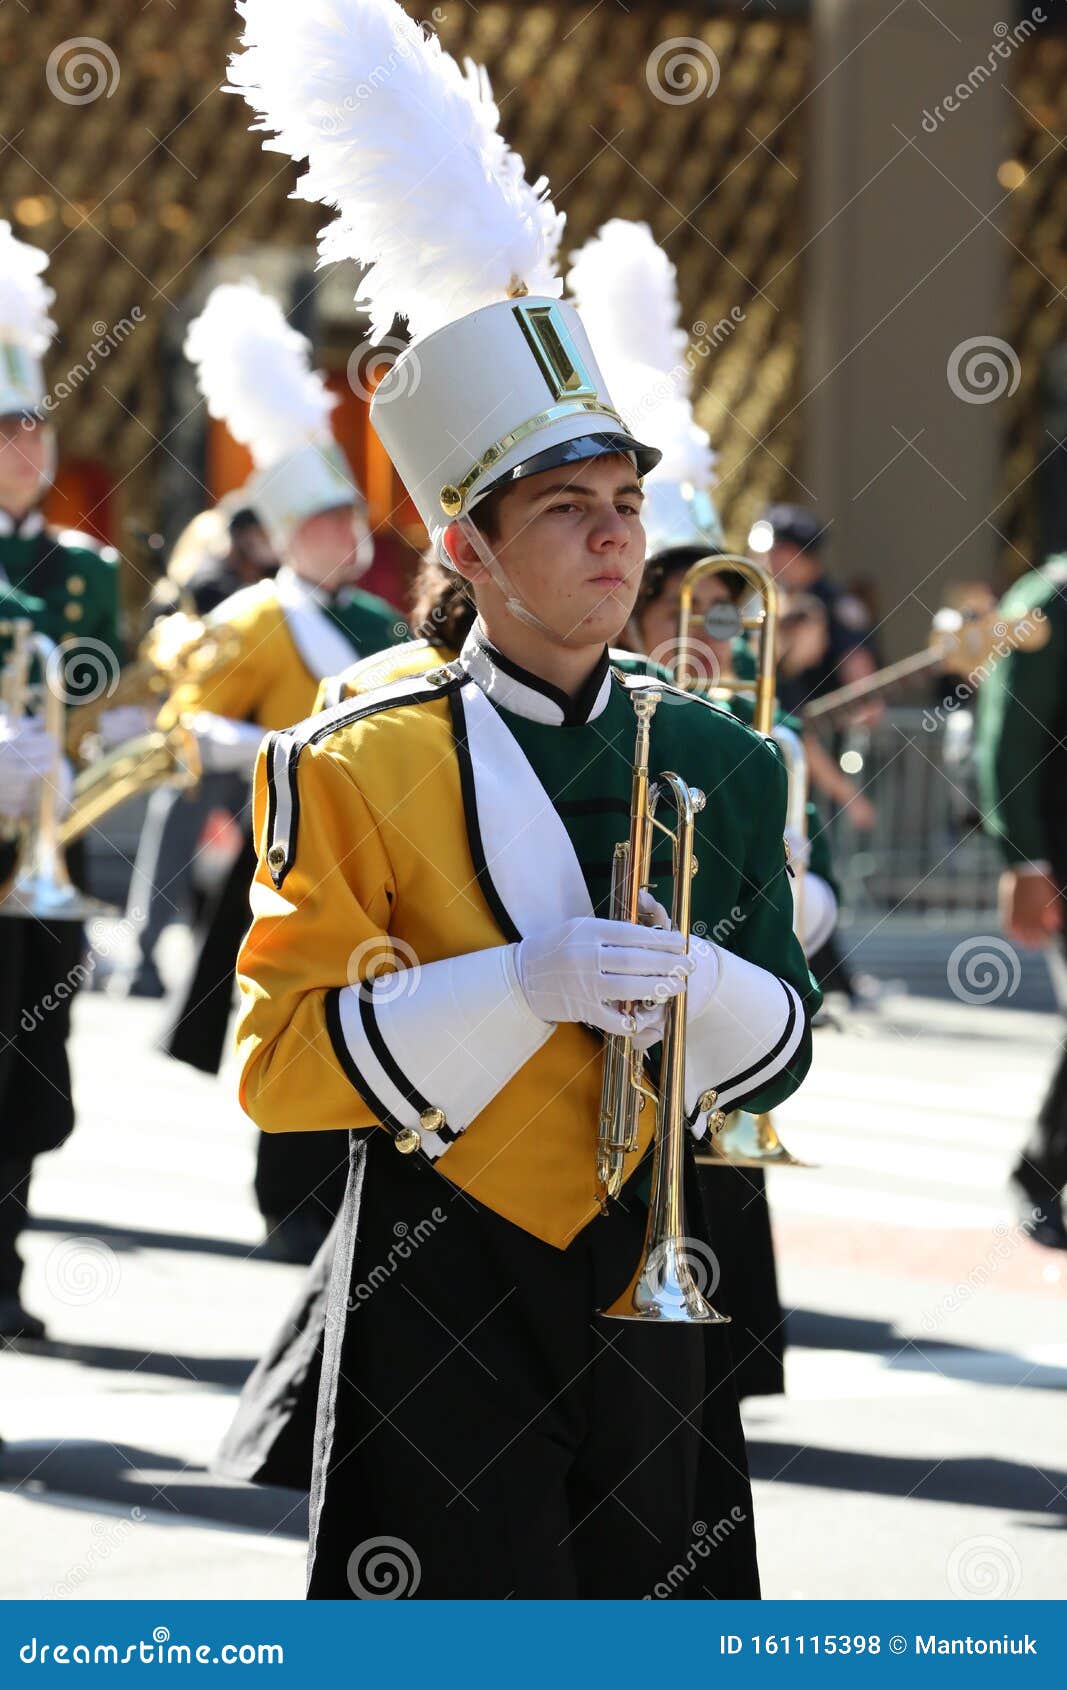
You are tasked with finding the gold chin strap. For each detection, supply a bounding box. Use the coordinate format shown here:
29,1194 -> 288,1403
438,398 -> 628,518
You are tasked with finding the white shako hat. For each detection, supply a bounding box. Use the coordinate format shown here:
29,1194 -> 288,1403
228,0 -> 659,562
0,221 -> 55,422
567,219 -> 722,561
183,280 -> 362,555
371,293 -> 658,557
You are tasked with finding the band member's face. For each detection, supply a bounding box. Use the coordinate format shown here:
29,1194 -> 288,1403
761,539 -> 816,587
234,519 -> 278,576
0,417 -> 51,515
638,574 -> 734,676
289,504 -> 368,588
451,453 -> 646,647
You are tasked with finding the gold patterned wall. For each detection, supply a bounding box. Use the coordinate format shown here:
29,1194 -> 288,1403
1001,31 -> 1067,573
0,1 -> 810,576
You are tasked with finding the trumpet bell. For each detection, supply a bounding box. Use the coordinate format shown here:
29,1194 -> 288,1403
602,1236 -> 731,1323
697,1109 -> 809,1169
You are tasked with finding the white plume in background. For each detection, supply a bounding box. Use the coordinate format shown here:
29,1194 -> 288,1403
183,282 -> 336,467
567,219 -> 687,381
567,217 -> 715,493
0,221 -> 56,353
227,0 -> 564,343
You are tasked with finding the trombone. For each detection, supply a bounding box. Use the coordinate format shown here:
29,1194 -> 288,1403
595,686 -> 729,1325
0,619 -> 113,921
672,553 -> 808,1171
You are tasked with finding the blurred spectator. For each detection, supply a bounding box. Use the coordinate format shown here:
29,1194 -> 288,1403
750,503 -> 882,723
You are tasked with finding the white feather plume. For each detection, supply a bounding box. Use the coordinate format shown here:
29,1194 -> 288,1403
567,218 -> 715,493
183,282 -> 335,467
0,222 -> 56,353
228,0 -> 564,343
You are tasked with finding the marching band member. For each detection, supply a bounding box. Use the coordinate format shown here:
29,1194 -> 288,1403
160,282 -> 406,1260
124,502 -> 279,1000
230,0 -> 819,1598
976,554 -> 1067,1250
0,225 -> 122,1341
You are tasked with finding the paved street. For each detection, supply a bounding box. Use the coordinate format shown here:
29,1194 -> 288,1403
2,936 -> 1065,1601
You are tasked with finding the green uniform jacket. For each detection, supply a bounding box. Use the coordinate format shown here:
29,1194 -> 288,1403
0,520 -> 122,703
975,559 -> 1067,869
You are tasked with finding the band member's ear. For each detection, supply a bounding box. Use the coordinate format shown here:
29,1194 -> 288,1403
442,517 -> 490,585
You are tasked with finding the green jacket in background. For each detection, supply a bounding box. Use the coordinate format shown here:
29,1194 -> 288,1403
975,558 -> 1067,869
0,521 -> 123,703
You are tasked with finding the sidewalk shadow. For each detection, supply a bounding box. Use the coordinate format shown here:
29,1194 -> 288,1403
787,1308 -> 1067,1392
0,1439 -> 308,1538
747,1441 -> 1067,1517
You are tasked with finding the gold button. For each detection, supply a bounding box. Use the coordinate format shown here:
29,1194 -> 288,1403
395,1127 -> 421,1155
67,574 -> 86,595
697,1089 -> 718,1113
419,1105 -> 446,1133
709,1110 -> 727,1132
423,667 -> 453,686
64,602 -> 83,621
266,844 -> 286,871
439,484 -> 462,517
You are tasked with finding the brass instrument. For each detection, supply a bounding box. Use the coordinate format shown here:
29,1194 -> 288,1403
56,612 -> 238,846
596,686 -> 729,1325
0,619 -> 114,921
676,555 -> 779,732
673,553 -> 807,1171
66,610 -> 235,763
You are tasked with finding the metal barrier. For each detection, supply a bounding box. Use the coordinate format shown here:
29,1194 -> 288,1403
821,707 -> 1001,918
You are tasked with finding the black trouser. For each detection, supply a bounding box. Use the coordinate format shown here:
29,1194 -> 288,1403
165,832 -> 347,1226
0,913 -> 82,1297
1018,923 -> 1067,1199
309,1133 -> 759,1600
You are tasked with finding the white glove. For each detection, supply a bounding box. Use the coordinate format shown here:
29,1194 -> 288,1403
0,718 -> 58,816
96,703 -> 155,749
188,711 -> 264,777
785,827 -> 811,871
635,889 -> 723,1024
514,915 -> 688,1046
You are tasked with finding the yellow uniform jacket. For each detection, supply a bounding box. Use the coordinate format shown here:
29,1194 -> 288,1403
165,567 -> 404,732
237,628 -> 818,1248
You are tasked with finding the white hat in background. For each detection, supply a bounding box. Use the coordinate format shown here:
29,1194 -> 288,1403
183,281 -> 363,555
228,0 -> 659,562
567,218 -> 723,560
0,221 -> 56,423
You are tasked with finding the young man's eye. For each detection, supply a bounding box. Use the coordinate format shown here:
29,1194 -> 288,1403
617,502 -> 641,517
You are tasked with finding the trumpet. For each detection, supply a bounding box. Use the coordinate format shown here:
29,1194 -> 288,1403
0,619 -> 113,922
671,553 -> 807,1172
596,685 -> 729,1325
